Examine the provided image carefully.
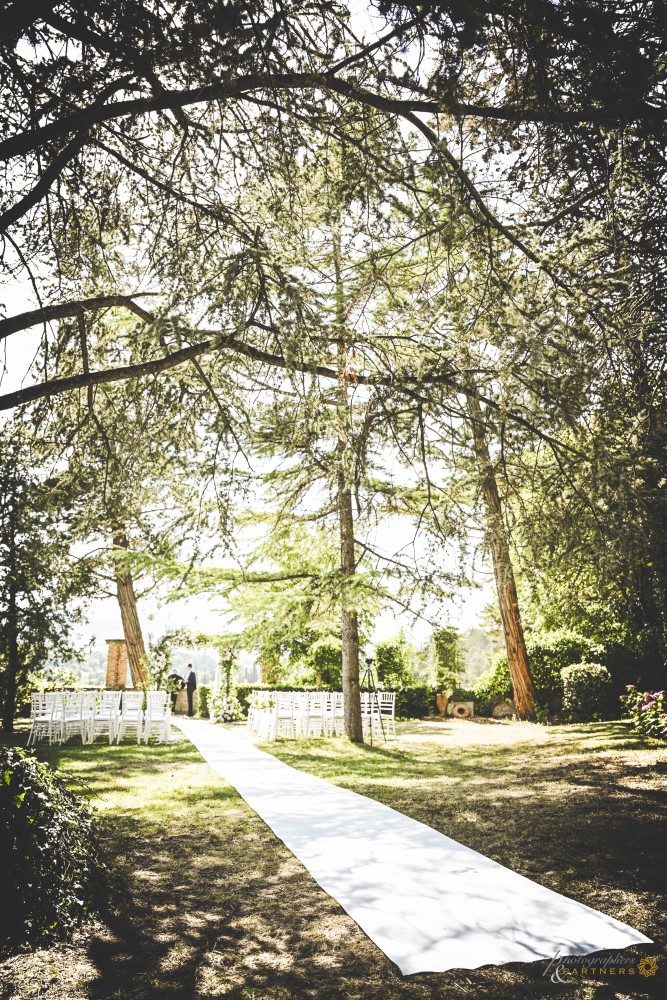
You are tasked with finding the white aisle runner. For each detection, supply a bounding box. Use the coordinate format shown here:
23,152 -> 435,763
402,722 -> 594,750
176,719 -> 651,975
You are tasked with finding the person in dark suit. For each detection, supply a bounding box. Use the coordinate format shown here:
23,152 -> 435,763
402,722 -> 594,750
185,663 -> 197,716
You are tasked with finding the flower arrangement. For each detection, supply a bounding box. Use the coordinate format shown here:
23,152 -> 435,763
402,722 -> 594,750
210,691 -> 244,723
620,686 -> 667,740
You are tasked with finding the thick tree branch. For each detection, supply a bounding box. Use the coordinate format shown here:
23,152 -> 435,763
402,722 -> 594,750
0,294 -> 157,342
3,68 -> 663,167
0,321 -> 581,455
0,339 -> 213,409
0,72 -> 414,162
0,133 -> 87,234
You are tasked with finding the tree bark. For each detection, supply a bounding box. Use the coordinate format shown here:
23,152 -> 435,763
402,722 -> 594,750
113,530 -> 149,687
2,480 -> 19,732
338,469 -> 364,742
333,211 -> 363,742
466,392 -> 537,720
2,580 -> 20,733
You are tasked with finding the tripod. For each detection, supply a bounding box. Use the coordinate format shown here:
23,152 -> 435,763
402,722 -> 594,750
361,657 -> 386,745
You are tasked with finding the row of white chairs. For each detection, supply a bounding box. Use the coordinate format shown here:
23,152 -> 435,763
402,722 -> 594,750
247,690 -> 396,741
27,690 -> 172,746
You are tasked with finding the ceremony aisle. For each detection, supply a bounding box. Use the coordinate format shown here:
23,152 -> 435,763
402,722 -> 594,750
176,719 -> 652,976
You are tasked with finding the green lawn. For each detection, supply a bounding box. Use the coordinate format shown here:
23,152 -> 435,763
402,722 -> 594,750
1,718 -> 665,999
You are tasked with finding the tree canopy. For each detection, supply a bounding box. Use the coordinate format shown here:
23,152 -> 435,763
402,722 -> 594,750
1,2 -> 665,730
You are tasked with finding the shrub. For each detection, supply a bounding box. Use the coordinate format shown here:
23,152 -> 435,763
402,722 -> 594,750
621,687 -> 667,740
473,664 -> 511,716
210,691 -> 243,723
395,685 -> 435,719
561,663 -> 612,721
310,640 -> 342,688
197,684 -> 211,718
0,747 -> 105,956
449,686 -> 476,702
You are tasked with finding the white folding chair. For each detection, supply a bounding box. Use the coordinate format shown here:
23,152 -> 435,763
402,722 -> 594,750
274,691 -> 296,739
257,692 -> 296,741
307,692 -> 325,737
89,690 -> 122,744
143,690 -> 171,744
255,692 -> 277,739
27,692 -> 54,746
117,690 -> 144,743
378,691 -> 397,738
321,692 -> 336,737
333,691 -> 344,736
247,691 -> 270,734
48,691 -> 66,744
293,692 -> 310,738
61,691 -> 89,744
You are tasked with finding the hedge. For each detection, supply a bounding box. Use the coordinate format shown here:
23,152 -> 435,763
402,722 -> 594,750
561,663 -> 612,721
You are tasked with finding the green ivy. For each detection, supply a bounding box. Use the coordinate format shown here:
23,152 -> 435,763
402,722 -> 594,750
197,684 -> 211,718
0,748 -> 106,956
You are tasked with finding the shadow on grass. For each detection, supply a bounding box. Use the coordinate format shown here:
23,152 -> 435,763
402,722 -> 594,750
0,721 -> 664,999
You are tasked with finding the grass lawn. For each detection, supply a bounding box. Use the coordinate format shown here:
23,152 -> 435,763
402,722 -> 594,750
0,718 -> 665,999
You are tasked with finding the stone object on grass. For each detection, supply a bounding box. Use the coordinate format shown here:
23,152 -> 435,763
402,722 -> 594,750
492,701 -> 516,718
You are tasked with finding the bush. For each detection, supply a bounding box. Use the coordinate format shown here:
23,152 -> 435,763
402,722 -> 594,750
197,684 -> 211,718
395,685 -> 436,719
561,663 -> 612,721
473,665 -> 512,716
450,687 -> 476,702
375,635 -> 415,690
473,629 -> 607,716
0,747 -> 105,956
621,686 -> 667,740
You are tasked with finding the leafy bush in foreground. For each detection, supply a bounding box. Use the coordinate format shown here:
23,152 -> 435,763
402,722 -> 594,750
621,687 -> 667,740
0,747 -> 105,955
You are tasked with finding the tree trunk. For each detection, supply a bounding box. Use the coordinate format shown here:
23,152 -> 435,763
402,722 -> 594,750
113,530 -> 149,687
2,581 -> 19,732
338,469 -> 364,742
333,210 -> 364,742
2,481 -> 20,732
466,392 -> 537,720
